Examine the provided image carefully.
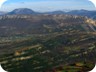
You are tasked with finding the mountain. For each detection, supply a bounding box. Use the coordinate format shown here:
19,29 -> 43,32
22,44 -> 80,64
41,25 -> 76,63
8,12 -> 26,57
0,14 -> 96,36
6,8 -> 66,15
0,11 -> 96,72
8,8 -> 39,15
6,8 -> 96,19
0,15 -> 96,72
67,9 -> 96,19
45,9 -> 96,19
0,11 -> 7,15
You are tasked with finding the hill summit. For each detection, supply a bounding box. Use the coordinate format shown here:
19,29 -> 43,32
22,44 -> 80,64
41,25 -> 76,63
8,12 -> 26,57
8,8 -> 37,15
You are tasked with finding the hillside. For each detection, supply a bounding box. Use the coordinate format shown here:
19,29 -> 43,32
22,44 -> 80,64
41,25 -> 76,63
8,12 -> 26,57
0,14 -> 96,72
0,32 -> 96,72
0,14 -> 96,36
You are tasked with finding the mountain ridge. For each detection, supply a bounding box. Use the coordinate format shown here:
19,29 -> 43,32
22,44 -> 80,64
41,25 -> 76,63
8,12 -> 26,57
0,14 -> 96,36
0,8 -> 96,19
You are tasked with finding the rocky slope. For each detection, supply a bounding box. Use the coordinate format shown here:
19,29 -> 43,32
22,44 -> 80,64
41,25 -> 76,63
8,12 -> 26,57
0,14 -> 96,36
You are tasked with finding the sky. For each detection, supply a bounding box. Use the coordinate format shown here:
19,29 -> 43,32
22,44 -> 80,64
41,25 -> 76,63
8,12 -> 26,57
0,0 -> 96,12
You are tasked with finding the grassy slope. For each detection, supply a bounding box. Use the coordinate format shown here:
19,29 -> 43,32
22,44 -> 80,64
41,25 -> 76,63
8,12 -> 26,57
0,32 -> 96,72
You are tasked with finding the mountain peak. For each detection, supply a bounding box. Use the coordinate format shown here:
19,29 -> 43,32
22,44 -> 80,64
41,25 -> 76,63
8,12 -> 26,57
8,8 -> 36,15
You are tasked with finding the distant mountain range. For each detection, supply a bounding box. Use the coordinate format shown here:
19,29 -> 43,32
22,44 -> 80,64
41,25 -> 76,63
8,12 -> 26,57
0,11 -> 7,15
0,8 -> 96,19
67,10 -> 96,19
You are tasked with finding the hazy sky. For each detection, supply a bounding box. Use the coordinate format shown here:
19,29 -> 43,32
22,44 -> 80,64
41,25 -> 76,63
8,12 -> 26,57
0,0 -> 96,12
